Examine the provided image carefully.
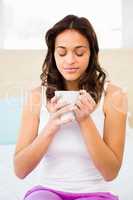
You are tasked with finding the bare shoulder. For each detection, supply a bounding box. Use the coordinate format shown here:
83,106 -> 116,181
104,82 -> 128,115
29,85 -> 47,99
105,82 -> 123,95
29,86 -> 42,100
15,86 -> 43,155
24,86 -> 42,117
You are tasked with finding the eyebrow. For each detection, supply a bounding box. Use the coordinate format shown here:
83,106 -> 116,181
56,45 -> 89,49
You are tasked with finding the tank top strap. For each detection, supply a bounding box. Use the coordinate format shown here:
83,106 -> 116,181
103,80 -> 111,93
41,86 -> 47,110
99,80 -> 111,109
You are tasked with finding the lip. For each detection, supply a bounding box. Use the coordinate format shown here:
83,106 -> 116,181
63,67 -> 79,72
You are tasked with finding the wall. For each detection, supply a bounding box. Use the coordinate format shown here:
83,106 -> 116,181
122,0 -> 133,47
0,49 -> 133,127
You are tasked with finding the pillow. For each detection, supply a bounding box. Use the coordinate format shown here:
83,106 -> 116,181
0,97 -> 22,144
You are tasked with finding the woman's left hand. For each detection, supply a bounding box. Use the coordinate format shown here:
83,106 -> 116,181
73,90 -> 96,123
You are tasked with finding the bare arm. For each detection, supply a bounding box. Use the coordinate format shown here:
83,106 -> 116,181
14,88 -> 55,179
14,87 -> 74,179
78,84 -> 128,181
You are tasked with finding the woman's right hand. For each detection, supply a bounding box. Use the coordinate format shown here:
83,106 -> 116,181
45,95 -> 74,135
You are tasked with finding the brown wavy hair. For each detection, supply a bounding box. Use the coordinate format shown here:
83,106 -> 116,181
40,14 -> 107,104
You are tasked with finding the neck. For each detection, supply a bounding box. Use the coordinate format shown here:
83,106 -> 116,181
64,81 -> 79,91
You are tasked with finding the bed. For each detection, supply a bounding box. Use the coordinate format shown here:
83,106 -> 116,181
0,127 -> 133,200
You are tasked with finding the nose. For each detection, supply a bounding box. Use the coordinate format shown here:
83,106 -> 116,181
65,52 -> 76,64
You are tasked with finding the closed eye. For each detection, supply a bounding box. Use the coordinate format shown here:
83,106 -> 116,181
56,49 -> 66,57
58,53 -> 66,56
75,52 -> 84,56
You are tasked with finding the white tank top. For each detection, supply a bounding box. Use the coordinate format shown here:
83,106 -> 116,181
38,82 -> 112,193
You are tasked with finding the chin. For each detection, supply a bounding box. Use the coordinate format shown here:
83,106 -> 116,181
64,77 -> 79,81
63,74 -> 80,81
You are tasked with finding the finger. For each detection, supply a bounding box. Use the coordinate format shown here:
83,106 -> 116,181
79,90 -> 95,105
75,95 -> 94,114
75,99 -> 83,110
80,94 -> 92,105
55,100 -> 70,111
73,104 -> 81,116
85,92 -> 96,106
51,95 -> 61,104
79,91 -> 91,103
55,104 -> 74,118
79,89 -> 86,95
78,94 -> 85,102
50,95 -> 57,104
78,94 -> 89,108
57,115 -> 75,126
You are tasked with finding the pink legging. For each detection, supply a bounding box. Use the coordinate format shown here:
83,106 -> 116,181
23,186 -> 119,200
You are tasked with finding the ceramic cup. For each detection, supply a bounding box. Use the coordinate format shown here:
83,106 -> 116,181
55,90 -> 79,121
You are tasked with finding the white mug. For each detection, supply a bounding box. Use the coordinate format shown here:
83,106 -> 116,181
55,90 -> 79,121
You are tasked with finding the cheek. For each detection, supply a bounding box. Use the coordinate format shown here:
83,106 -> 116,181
54,54 -> 64,70
79,56 -> 90,71
56,61 -> 64,74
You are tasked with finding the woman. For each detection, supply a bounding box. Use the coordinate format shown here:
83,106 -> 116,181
14,15 -> 128,200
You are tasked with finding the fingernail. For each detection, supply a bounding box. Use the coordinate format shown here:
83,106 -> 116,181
73,105 -> 77,110
70,105 -> 74,110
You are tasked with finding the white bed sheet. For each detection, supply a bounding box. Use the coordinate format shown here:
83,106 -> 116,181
0,128 -> 133,200
0,145 -> 41,200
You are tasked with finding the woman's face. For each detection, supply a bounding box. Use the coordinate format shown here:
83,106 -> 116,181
54,29 -> 90,88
